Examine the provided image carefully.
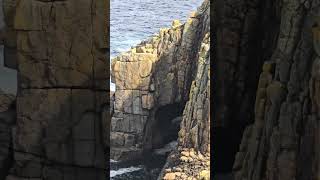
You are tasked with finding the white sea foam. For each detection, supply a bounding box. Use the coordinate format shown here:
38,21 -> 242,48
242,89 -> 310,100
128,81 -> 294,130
110,166 -> 142,178
154,141 -> 178,155
110,159 -> 118,163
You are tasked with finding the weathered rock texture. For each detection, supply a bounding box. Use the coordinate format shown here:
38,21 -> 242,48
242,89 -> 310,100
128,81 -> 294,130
110,0 -> 210,161
159,27 -> 210,180
178,32 -> 210,154
232,1 -> 320,179
212,0 -> 320,179
160,148 -> 210,180
0,91 -> 15,180
212,0 -> 274,173
0,0 -> 109,179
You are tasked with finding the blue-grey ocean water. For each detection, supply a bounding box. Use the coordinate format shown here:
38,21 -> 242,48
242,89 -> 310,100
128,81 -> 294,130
110,0 -> 203,179
110,0 -> 203,91
0,0 -> 17,95
0,47 -> 17,95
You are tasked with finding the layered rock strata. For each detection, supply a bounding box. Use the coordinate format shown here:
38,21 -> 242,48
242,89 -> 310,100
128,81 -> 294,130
1,0 -> 109,179
110,0 -> 210,161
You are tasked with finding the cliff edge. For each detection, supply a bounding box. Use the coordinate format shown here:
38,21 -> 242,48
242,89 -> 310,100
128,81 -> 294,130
111,0 -> 210,179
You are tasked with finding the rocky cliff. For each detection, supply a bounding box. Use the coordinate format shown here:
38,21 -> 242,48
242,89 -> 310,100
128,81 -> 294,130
110,0 -> 210,179
110,0 -> 210,163
0,0 -> 109,179
231,1 -> 320,179
159,25 -> 211,180
212,0 -> 320,179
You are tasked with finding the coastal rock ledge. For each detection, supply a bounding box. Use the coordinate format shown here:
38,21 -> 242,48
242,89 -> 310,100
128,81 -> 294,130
110,0 -> 210,179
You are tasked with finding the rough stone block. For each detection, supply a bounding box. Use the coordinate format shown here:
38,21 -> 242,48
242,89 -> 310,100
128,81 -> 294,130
73,140 -> 95,166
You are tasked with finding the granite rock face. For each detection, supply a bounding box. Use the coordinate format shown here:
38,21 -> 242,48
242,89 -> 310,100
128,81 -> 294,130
0,0 -> 109,179
232,0 -> 320,178
212,0 -> 277,173
111,0 -> 210,179
110,0 -> 210,161
159,26 -> 210,180
178,32 -> 210,154
211,0 -> 319,179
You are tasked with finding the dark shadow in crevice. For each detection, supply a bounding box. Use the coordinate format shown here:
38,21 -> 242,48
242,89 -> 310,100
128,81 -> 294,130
151,103 -> 184,149
213,123 -> 247,174
212,0 -> 280,176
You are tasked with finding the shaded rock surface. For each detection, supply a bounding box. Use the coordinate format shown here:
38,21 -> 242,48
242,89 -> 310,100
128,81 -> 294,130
211,0 -> 320,179
0,0 -> 110,179
212,0 -> 275,173
0,90 -> 15,180
232,0 -> 320,178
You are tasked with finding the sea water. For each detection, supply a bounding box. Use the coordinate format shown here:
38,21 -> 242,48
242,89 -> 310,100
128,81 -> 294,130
110,0 -> 203,179
110,0 -> 203,92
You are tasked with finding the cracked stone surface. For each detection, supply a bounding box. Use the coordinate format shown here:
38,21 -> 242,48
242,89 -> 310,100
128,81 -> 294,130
0,0 -> 109,179
110,0 -> 210,162
211,0 -> 319,179
230,0 -> 320,179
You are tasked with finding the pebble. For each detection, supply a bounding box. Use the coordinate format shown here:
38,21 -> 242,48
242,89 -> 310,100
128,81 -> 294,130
181,151 -> 190,157
187,177 -> 196,180
163,173 -> 176,180
181,174 -> 188,179
199,170 -> 210,180
189,151 -> 196,158
161,146 -> 211,180
206,161 -> 210,166
198,152 -> 204,160
180,156 -> 188,162
175,167 -> 182,172
182,148 -> 188,151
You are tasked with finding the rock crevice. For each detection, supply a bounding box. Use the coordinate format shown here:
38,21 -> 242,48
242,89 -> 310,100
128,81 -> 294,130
110,0 -> 210,163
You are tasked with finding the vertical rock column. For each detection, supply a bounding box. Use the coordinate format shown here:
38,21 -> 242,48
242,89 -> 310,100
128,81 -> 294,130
233,1 -> 320,179
3,0 -> 109,179
179,33 -> 210,155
